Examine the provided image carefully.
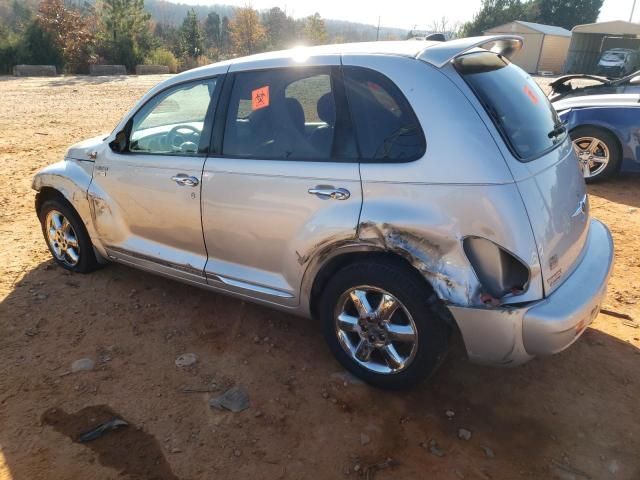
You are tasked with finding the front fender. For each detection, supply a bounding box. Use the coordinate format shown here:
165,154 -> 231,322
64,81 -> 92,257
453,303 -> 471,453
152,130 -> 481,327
32,159 -> 107,259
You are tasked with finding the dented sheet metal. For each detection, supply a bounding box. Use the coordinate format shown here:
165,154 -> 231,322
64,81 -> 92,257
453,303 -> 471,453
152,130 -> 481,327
357,222 -> 481,306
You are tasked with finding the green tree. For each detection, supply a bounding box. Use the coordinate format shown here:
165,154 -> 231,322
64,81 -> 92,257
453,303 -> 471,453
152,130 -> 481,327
22,20 -> 63,68
220,15 -> 231,55
98,0 -> 153,71
303,13 -> 327,46
459,0 -> 526,37
534,0 -> 603,30
180,9 -> 203,57
203,11 -> 220,50
262,7 -> 295,50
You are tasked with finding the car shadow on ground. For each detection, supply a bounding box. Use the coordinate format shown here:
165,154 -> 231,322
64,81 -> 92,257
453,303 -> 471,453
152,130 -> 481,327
1,261 -> 639,479
589,172 -> 640,209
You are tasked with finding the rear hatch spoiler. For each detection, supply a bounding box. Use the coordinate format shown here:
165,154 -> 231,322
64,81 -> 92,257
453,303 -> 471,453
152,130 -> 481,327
417,35 -> 523,68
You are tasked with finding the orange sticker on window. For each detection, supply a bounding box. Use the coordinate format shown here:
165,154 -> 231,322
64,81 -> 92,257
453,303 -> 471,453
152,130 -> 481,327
523,84 -> 539,105
252,86 -> 270,110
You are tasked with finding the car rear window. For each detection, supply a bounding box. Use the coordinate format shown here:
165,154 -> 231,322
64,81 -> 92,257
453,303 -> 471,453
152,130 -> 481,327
455,51 -> 565,161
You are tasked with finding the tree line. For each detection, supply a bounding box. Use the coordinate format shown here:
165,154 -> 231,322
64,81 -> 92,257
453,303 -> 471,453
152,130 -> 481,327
0,0 -> 345,74
0,0 -> 606,75
460,0 -> 604,37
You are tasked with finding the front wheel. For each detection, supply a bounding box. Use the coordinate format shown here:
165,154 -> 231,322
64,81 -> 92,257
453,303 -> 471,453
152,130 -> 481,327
319,259 -> 450,389
39,198 -> 99,273
570,126 -> 622,183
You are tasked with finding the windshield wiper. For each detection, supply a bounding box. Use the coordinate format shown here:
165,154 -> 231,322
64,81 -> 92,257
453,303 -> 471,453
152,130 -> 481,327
547,121 -> 567,139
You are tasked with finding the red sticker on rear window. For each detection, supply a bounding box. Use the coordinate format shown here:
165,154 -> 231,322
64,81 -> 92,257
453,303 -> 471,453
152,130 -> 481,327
523,85 -> 539,105
252,86 -> 270,110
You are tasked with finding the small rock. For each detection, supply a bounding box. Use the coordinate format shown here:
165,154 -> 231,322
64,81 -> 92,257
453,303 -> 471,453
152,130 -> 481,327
458,428 -> 472,441
175,353 -> 197,367
353,464 -> 360,472
233,449 -> 242,457
608,460 -> 620,474
321,391 -> 329,399
360,433 -> 370,446
445,409 -> 455,419
428,439 -> 445,457
253,336 -> 260,344
254,411 -> 263,418
209,385 -> 249,413
454,469 -> 465,479
481,445 -> 495,459
330,371 -> 365,385
170,447 -> 182,454
71,358 -> 95,372
36,293 -> 48,300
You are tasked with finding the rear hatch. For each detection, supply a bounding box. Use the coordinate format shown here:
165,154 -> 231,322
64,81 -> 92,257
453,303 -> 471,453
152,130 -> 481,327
455,51 -> 590,295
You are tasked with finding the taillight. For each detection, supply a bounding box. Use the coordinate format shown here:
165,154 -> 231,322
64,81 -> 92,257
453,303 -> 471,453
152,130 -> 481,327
463,237 -> 529,299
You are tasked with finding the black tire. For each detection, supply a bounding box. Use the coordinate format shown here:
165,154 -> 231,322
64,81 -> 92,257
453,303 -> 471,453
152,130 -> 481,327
38,197 -> 99,273
319,259 -> 450,389
570,126 -> 622,183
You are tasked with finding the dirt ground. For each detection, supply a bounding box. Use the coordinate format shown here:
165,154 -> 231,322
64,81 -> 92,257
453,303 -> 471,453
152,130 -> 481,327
0,74 -> 639,480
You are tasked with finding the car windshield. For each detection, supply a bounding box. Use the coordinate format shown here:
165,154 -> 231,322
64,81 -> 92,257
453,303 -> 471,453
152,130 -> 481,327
455,51 -> 565,161
602,52 -> 626,61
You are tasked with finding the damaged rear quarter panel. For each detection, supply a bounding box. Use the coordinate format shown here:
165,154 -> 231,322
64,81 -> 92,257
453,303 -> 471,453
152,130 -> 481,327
357,183 -> 543,307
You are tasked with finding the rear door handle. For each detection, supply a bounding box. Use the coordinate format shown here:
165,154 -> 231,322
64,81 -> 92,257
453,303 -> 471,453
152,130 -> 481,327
308,186 -> 350,200
171,174 -> 199,187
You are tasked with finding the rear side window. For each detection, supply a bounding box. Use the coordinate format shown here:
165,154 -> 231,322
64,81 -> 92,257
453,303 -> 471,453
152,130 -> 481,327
223,67 -> 351,160
343,66 -> 425,162
455,52 -> 565,161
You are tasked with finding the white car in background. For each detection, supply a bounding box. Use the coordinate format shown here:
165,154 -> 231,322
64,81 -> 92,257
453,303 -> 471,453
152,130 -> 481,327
597,48 -> 640,78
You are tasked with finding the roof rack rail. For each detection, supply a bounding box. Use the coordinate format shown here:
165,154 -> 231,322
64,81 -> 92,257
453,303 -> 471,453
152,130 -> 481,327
417,35 -> 523,68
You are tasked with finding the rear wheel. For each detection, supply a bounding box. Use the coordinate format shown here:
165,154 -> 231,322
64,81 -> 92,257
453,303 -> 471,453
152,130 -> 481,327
39,198 -> 99,273
570,126 -> 622,183
319,259 -> 450,389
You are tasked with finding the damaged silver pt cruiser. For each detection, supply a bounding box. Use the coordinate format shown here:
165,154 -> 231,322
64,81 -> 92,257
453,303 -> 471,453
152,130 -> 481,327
33,36 -> 614,388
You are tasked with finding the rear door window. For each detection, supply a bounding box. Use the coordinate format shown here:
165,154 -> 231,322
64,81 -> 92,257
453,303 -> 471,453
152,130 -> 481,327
222,67 -> 355,160
455,51 -> 565,161
342,66 -> 425,162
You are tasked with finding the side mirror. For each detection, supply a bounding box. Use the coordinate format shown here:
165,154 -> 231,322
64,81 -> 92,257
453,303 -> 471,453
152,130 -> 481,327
109,129 -> 128,153
630,75 -> 640,85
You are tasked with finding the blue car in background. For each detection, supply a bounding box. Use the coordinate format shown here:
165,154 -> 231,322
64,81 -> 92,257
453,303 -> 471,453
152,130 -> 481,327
549,72 -> 640,182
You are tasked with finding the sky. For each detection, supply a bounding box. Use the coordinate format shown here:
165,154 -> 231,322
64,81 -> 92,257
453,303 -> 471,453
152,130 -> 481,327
166,0 -> 637,30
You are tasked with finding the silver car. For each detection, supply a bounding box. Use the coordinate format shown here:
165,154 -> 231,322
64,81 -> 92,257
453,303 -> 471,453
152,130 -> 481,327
33,36 -> 614,389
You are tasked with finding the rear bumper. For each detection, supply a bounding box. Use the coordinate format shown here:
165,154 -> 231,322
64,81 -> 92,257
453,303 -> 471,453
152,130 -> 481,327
450,219 -> 614,366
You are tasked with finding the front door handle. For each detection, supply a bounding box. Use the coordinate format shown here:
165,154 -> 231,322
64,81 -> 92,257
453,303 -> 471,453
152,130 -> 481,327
171,174 -> 199,187
308,186 -> 350,200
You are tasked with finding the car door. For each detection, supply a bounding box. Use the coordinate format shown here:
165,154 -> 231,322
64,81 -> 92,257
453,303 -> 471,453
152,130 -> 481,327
89,76 -> 221,285
201,57 -> 362,306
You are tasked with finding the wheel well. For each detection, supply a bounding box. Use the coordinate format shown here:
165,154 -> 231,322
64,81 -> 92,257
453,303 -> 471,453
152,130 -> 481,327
35,187 -> 67,215
309,251 -> 437,319
570,124 -> 622,157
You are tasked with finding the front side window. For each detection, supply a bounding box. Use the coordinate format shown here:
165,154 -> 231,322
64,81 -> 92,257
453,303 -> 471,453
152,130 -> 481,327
455,52 -> 565,161
223,68 -> 343,160
343,66 -> 425,162
129,78 -> 217,155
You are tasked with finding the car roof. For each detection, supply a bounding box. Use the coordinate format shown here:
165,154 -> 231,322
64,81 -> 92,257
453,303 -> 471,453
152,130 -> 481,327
231,40 -> 440,64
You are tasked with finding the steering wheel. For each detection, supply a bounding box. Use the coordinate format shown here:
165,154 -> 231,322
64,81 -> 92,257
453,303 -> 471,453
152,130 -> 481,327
167,125 -> 201,152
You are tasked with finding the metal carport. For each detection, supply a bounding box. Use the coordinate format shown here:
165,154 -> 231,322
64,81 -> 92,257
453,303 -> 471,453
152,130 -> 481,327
564,20 -> 640,74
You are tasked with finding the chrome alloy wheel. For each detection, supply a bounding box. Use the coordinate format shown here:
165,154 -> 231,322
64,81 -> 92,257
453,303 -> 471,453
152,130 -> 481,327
45,210 -> 80,267
573,136 -> 610,178
334,286 -> 418,374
